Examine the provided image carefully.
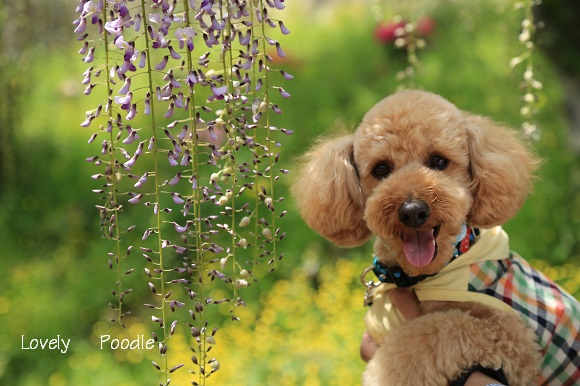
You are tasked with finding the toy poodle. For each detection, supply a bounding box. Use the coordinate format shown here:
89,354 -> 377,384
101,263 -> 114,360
293,90 -> 580,385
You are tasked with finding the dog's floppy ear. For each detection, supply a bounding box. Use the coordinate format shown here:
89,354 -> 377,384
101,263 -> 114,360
293,134 -> 371,247
465,114 -> 539,227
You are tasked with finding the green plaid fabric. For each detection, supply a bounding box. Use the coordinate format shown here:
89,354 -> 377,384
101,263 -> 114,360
469,253 -> 580,385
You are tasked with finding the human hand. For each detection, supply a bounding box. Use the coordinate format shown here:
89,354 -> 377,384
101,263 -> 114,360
360,330 -> 378,362
360,288 -> 420,362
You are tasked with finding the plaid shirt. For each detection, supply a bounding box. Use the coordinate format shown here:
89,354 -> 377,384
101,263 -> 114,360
469,254 -> 580,385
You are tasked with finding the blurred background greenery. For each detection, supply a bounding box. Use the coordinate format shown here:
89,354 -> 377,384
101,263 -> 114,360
1,0 -> 579,385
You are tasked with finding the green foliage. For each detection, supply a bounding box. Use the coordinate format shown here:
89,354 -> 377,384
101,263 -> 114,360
1,1 -> 578,385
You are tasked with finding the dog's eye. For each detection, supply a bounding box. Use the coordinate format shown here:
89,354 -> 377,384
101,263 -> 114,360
429,155 -> 448,171
372,163 -> 391,179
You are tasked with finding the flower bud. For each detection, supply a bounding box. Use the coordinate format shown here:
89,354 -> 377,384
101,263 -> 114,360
262,228 -> 273,240
239,217 -> 251,227
235,278 -> 249,288
215,117 -> 225,129
519,30 -> 530,43
258,101 -> 268,112
394,37 -> 407,48
509,57 -> 522,69
524,93 -> 535,103
210,360 -> 220,372
206,336 -> 216,345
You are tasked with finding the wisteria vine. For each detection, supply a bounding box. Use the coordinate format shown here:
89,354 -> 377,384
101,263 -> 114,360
74,0 -> 291,384
511,0 -> 542,141
371,0 -> 435,91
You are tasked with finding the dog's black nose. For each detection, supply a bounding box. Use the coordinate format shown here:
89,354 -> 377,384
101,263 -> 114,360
398,199 -> 430,228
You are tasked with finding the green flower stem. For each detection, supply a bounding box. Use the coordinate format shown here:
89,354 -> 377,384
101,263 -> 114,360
102,0 -> 126,328
140,0 -> 169,383
220,7 -> 241,323
259,0 -> 277,273
182,2 -> 207,384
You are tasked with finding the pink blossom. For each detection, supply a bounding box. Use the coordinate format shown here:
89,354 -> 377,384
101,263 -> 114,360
417,17 -> 436,37
374,20 -> 406,44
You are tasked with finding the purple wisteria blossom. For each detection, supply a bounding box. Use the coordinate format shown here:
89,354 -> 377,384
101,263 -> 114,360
175,27 -> 196,51
74,0 -> 292,383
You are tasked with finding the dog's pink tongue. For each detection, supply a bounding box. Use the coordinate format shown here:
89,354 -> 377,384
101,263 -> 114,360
403,230 -> 435,267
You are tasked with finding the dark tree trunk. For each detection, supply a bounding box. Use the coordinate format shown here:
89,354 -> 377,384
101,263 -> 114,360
534,0 -> 580,153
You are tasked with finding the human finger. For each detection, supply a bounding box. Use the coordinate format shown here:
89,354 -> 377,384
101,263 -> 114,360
360,330 -> 379,362
390,288 -> 422,321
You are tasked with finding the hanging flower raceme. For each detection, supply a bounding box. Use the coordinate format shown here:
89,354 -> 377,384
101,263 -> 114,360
510,0 -> 542,141
373,15 -> 436,90
73,0 -> 291,385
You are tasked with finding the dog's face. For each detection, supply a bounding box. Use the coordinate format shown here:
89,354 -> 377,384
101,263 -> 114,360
354,93 -> 473,275
294,90 -> 537,276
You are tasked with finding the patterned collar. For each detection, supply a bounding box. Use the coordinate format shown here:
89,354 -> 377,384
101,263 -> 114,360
367,226 -> 480,288
453,226 -> 479,258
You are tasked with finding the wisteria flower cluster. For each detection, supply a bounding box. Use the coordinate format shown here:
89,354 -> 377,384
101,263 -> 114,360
510,0 -> 542,141
373,16 -> 436,89
74,0 -> 291,384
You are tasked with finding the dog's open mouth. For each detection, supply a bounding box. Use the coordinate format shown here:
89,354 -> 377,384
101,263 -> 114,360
401,225 -> 441,268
